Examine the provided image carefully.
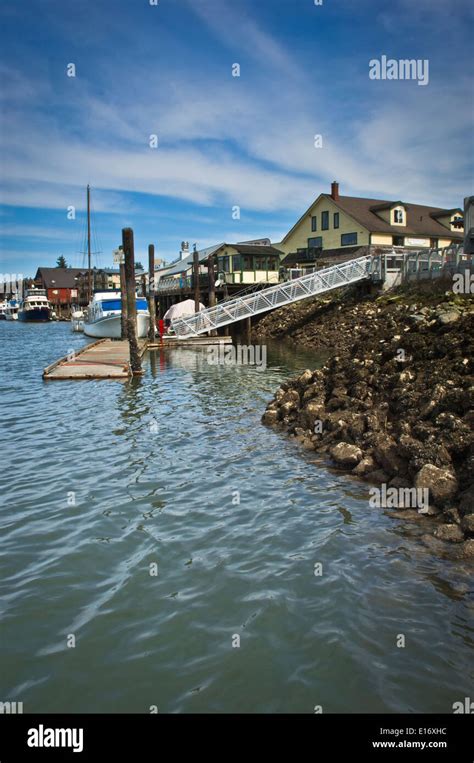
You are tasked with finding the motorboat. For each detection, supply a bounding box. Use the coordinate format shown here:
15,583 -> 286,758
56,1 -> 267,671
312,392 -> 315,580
83,291 -> 150,338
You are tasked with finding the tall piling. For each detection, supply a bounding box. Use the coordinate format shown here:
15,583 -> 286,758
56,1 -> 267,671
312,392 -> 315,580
193,247 -> 200,313
120,262 -> 128,340
208,253 -> 217,336
148,244 -> 156,340
122,227 -> 143,375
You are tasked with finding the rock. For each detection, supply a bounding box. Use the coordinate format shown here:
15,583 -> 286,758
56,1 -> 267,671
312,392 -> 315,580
459,490 -> 474,517
297,369 -> 313,387
461,514 -> 474,535
414,464 -> 458,506
364,468 -> 390,485
262,409 -> 279,426
373,436 -> 408,477
352,456 -> 376,476
457,539 -> 474,558
302,401 -> 325,429
434,524 -> 464,543
330,442 -> 363,467
437,309 -> 461,325
442,507 -> 461,524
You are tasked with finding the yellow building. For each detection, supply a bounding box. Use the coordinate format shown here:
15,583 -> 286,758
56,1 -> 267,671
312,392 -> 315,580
278,182 -> 464,269
214,243 -> 283,284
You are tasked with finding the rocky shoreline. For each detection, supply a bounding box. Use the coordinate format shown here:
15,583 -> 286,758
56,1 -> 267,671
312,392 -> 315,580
259,282 -> 474,558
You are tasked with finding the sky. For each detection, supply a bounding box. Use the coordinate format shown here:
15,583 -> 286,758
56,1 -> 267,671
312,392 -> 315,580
0,0 -> 473,276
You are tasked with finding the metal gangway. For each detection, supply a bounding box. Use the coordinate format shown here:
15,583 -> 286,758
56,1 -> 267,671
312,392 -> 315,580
171,254 -> 376,338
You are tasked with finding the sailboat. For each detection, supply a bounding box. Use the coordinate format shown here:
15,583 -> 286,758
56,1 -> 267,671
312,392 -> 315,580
77,185 -> 150,339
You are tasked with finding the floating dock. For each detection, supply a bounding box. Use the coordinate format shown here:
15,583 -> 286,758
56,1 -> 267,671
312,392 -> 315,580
43,339 -> 147,380
148,336 -> 233,349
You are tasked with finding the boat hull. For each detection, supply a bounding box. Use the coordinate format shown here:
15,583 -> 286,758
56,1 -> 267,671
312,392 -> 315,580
5,313 -> 18,321
84,313 -> 150,339
18,308 -> 51,322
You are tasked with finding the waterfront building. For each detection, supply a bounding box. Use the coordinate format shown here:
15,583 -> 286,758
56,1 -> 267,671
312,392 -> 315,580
277,182 -> 464,269
34,267 -> 83,314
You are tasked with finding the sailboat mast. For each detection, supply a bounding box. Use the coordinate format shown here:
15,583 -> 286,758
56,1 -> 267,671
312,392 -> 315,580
87,184 -> 92,301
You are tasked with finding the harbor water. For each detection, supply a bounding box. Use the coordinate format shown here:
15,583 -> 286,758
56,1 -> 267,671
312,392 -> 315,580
0,322 -> 472,713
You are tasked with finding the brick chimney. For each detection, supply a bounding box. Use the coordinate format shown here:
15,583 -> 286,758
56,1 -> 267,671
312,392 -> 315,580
331,181 -> 339,200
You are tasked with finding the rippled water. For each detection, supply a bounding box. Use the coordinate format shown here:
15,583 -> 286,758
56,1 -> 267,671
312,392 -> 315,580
0,322 -> 473,713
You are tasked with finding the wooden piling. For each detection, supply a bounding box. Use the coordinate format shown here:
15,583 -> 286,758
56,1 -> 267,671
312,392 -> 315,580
193,247 -> 200,313
148,244 -> 156,341
122,227 -> 143,375
120,262 -> 128,339
208,253 -> 217,336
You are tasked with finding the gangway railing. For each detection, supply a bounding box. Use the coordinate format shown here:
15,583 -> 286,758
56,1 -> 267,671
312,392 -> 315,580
171,255 -> 374,338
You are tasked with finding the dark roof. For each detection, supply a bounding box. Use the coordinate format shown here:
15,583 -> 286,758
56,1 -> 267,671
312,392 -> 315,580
325,195 -> 464,240
221,244 -> 283,256
35,267 -> 84,288
283,194 -> 464,242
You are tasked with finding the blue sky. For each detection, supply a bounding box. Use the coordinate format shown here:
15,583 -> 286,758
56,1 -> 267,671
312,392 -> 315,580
1,0 -> 473,275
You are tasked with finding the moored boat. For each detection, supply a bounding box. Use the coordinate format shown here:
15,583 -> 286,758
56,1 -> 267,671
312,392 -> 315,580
18,288 -> 52,322
71,306 -> 85,333
5,298 -> 20,320
0,300 -> 7,319
83,291 -> 150,338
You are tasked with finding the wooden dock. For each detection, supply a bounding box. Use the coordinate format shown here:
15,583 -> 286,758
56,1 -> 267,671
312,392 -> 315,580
43,339 -> 147,380
148,336 -> 233,349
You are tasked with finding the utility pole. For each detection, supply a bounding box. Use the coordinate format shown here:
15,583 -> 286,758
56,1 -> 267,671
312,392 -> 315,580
148,244 -> 156,341
122,228 -> 143,375
193,244 -> 200,313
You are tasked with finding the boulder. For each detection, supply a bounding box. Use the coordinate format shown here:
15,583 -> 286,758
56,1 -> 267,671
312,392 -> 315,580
414,464 -> 458,506
373,436 -> 408,477
262,409 -> 279,426
434,524 -> 464,543
461,514 -> 474,535
352,456 -> 376,476
330,442 -> 363,467
437,309 -> 461,325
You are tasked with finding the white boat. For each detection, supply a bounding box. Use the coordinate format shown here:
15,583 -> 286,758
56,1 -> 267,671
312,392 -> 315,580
71,306 -> 85,333
83,291 -> 150,338
18,288 -> 52,322
5,298 -> 20,321
0,300 -> 7,320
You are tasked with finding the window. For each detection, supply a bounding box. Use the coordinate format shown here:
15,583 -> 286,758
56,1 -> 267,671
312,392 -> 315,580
268,258 -> 278,271
218,256 -> 230,272
321,211 -> 329,230
311,216 -> 317,232
393,236 -> 404,246
334,213 -> 339,229
308,237 -> 322,249
242,256 -> 253,271
393,208 -> 404,224
341,233 -> 358,246
232,255 -> 242,271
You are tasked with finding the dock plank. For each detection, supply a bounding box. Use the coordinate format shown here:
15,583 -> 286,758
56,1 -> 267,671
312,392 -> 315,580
43,339 -> 147,380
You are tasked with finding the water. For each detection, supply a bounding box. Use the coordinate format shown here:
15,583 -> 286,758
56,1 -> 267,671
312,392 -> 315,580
0,322 -> 472,713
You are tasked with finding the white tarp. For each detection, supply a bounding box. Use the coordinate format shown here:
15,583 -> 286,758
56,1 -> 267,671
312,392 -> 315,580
163,299 -> 205,321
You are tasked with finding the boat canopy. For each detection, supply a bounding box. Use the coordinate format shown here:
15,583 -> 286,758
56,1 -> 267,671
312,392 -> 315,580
101,298 -> 148,311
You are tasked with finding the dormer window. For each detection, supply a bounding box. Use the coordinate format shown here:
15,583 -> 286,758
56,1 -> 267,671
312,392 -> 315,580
393,207 -> 405,225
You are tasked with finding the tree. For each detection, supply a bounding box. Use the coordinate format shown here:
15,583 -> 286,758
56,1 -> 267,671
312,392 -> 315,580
135,261 -> 144,271
56,255 -> 67,268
